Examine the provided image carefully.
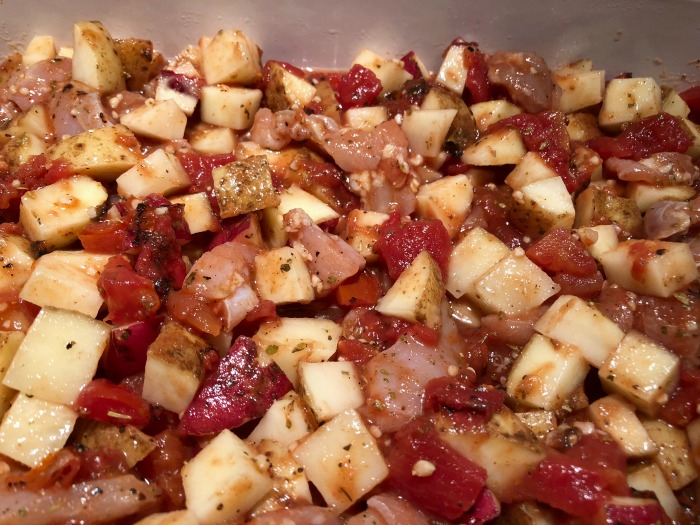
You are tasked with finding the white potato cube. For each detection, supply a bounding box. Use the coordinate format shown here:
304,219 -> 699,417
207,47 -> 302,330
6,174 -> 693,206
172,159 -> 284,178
661,88 -> 691,119
19,250 -> 111,318
156,79 -> 199,117
446,227 -> 510,299
255,246 -> 314,305
599,239 -> 697,298
681,118 -> 700,160
6,104 -> 53,141
624,183 -> 696,213
376,250 -> 444,330
344,106 -> 388,130
416,174 -> 473,238
0,394 -> 77,467
253,317 -> 342,386
352,49 -> 412,95
0,332 -> 23,417
278,185 -> 339,224
72,21 -> 125,93
534,294 -> 625,368
188,126 -> 236,154
200,30 -> 262,85
142,322 -> 208,414
505,152 -> 558,191
402,108 -> 457,157
117,149 -> 191,199
47,125 -> 142,182
507,334 -> 589,411
643,418 -> 698,490
200,85 -> 262,130
0,234 -> 34,294
170,192 -> 218,234
461,127 -> 527,166
346,209 -> 388,262
135,510 -> 198,525
474,251 -> 560,316
554,70 -> 605,113
599,77 -> 662,130
3,133 -> 46,172
292,409 -> 388,513
627,463 -> 682,522
575,225 -> 619,263
515,410 -> 558,440
19,175 -> 108,249
120,99 -> 187,141
599,330 -> 680,416
2,307 -> 110,405
470,100 -> 522,133
556,59 -> 594,76
511,176 -> 576,236
436,45 -> 468,95
299,361 -> 364,422
566,112 -> 604,142
247,391 -> 316,447
182,430 -> 273,524
265,62 -> 317,111
22,35 -> 56,66
589,395 -> 658,458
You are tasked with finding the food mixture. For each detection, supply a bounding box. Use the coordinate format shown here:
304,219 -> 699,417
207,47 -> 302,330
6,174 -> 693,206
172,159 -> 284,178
0,20 -> 697,525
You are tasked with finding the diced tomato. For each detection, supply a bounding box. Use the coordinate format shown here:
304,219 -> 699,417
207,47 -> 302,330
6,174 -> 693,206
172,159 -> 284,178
441,156 -> 472,175
75,448 -> 130,483
159,70 -> 205,98
553,271 -> 605,299
593,497 -> 671,525
207,215 -> 256,250
76,379 -> 151,428
167,290 -> 223,335
424,377 -> 505,428
342,307 -> 412,350
678,85 -> 700,123
79,219 -> 134,253
288,158 -> 360,215
406,323 -> 440,346
462,488 -> 501,525
386,418 -> 487,520
4,447 -> 81,490
335,270 -> 381,307
400,51 -> 422,79
588,112 -> 692,161
102,318 -> 162,381
244,299 -> 277,324
468,185 -> 527,249
335,338 -> 378,365
177,151 -> 235,213
329,64 -> 382,109
44,158 -> 75,184
98,256 -> 161,324
260,59 -> 306,89
178,336 -> 293,435
463,47 -> 491,104
138,429 -> 191,510
526,227 -> 598,276
659,369 -> 700,428
566,433 -> 628,480
376,213 -> 452,280
13,154 -> 49,191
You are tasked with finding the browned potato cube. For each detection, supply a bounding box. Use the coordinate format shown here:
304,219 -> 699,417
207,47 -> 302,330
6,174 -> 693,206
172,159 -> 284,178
213,155 -> 280,219
115,38 -> 163,91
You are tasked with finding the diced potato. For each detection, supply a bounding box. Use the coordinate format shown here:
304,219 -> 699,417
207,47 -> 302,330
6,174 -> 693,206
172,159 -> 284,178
473,251 -> 560,316
3,132 -> 45,172
155,79 -> 199,117
58,46 -> 73,58
599,77 -> 662,130
627,463 -> 682,522
575,225 -> 619,263
19,250 -> 111,318
624,182 -> 696,213
188,125 -> 236,154
642,418 -> 698,490
510,176 -> 576,236
681,118 -> 700,160
72,21 -> 125,93
213,155 -> 280,219
345,209 -> 389,262
278,185 -> 339,223
47,125 -> 142,182
565,112 -> 603,142
114,38 -> 161,92
534,295 -> 625,368
515,410 -> 558,440
402,108 -> 457,157
554,69 -> 605,113
19,175 -> 108,249
200,85 -> 263,130
249,440 -> 312,516
687,418 -> 700,468
253,317 -> 342,386
5,104 -> 52,141
446,227 -> 510,299
142,322 -> 208,414
505,152 -> 558,191
599,330 -> 680,416
292,409 -> 388,513
135,510 -> 198,525
265,62 -> 317,111
599,239 -> 697,298
117,149 -> 191,199
182,430 -> 273,524
120,99 -> 187,141
0,234 -> 34,294
497,501 -> 557,525
461,127 -> 527,166
255,246 -> 314,305
470,100 -> 522,133
247,391 -> 316,447
200,30 -> 262,85
421,86 -> 478,153
0,332 -> 23,417
507,334 -> 589,411
22,35 -> 56,66
556,59 -> 594,76
435,44 -> 468,95
574,186 -> 643,235
170,192 -> 218,234
440,407 -> 546,500
589,394 -> 658,458
415,174 -> 473,238
352,49 -> 412,95
376,250 -> 444,330
2,307 -> 110,405
0,394 -> 77,467
313,80 -> 342,123
661,88 -> 691,119
344,106 -> 388,129
75,421 -> 156,468
299,361 -> 364,422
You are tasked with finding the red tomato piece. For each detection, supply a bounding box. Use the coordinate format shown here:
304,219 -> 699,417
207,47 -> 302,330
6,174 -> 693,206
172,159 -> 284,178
167,290 -> 223,336
553,271 -> 605,299
329,64 -> 382,109
103,317 -> 162,381
660,369 -> 700,428
400,51 -> 422,79
525,227 -> 598,276
159,70 -> 204,98
335,270 -> 381,307
468,185 -> 527,249
98,256 -> 161,324
76,447 -> 130,482
335,338 -> 378,365
386,418 -> 487,520
178,336 -> 293,435
376,213 -> 452,280
678,85 -> 700,123
44,158 -> 75,184
207,214 -> 255,250
463,47 -> 491,104
4,447 -> 81,490
594,498 -> 671,525
137,429 -> 191,510
424,377 -> 505,428
588,112 -> 692,161
76,379 -> 151,428
260,60 -> 306,89
342,307 -> 411,350
79,219 -> 134,254
177,151 -> 235,212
